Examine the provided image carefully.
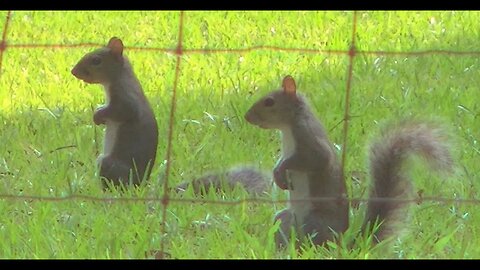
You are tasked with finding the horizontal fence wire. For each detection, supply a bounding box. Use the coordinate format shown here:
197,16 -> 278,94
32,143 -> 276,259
6,43 -> 480,57
0,193 -> 478,205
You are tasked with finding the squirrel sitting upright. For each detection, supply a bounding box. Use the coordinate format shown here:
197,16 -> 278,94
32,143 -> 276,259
245,75 -> 453,248
71,37 -> 159,190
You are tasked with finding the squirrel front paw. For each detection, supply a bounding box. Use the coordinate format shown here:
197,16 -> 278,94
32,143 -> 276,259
273,161 -> 290,190
93,108 -> 107,125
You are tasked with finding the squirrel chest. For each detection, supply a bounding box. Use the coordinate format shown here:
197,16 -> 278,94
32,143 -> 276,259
281,128 -> 312,224
102,85 -> 121,155
104,120 -> 120,155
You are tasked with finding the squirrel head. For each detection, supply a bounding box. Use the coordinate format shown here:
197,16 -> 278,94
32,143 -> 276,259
71,37 -> 126,84
245,75 -> 301,130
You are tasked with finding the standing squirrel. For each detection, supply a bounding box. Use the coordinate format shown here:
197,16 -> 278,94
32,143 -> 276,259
71,37 -> 159,190
245,75 -> 453,248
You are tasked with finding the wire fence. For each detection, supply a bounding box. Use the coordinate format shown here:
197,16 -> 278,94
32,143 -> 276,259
1,10 -> 479,258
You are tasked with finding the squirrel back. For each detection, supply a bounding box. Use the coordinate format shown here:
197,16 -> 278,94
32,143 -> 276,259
174,166 -> 271,196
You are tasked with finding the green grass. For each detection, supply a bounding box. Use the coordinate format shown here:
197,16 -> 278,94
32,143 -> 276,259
0,11 -> 479,259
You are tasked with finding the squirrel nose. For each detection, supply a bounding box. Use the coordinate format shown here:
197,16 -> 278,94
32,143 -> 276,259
71,66 -> 78,77
244,112 -> 250,122
244,111 -> 253,123
71,64 -> 84,78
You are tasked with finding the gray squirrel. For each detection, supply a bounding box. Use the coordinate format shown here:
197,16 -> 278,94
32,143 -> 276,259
244,75 -> 454,248
174,166 -> 271,196
71,37 -> 159,190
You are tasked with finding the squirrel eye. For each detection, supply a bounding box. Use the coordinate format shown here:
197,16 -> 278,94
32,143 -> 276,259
91,56 -> 102,66
264,97 -> 275,107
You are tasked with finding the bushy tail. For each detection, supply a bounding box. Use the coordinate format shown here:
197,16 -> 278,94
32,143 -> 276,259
174,166 -> 271,196
362,120 -> 454,242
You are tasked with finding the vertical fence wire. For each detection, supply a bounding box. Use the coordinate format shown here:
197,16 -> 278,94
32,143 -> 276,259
159,10 -> 185,259
341,11 -> 358,180
0,11 -> 12,77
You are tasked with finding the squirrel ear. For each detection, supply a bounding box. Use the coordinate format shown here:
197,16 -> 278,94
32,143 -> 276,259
282,75 -> 297,97
107,37 -> 124,57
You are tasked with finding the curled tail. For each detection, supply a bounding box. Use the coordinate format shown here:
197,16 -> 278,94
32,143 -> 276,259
362,120 -> 454,242
174,166 -> 271,196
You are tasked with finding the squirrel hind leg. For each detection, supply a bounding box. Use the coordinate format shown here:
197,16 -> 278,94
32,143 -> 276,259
274,209 -> 296,249
99,155 -> 136,190
301,211 -> 345,247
